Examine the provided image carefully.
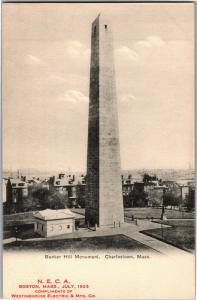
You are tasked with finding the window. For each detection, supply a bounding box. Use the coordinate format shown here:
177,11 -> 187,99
12,183 -> 16,187
18,183 -> 25,187
94,26 -> 96,36
67,225 -> 70,229
42,225 -> 44,231
56,181 -> 60,185
105,25 -> 107,30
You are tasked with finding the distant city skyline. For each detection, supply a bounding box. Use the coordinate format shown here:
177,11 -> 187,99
3,3 -> 194,171
3,167 -> 195,177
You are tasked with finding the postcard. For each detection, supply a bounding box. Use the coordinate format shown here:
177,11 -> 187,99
2,2 -> 195,299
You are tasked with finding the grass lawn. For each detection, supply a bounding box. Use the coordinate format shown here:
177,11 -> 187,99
73,208 -> 195,220
124,207 -> 195,219
141,219 -> 195,253
4,208 -> 194,229
4,234 -> 156,252
4,211 -> 36,227
4,224 -> 40,240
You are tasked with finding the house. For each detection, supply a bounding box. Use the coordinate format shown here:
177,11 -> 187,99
50,173 -> 69,194
34,209 -> 75,237
6,178 -> 28,213
122,175 -> 133,196
162,181 -> 181,198
142,180 -> 166,207
49,174 -> 79,207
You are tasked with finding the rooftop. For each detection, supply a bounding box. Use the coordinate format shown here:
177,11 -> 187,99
9,178 -> 28,188
34,209 -> 75,221
34,209 -> 84,221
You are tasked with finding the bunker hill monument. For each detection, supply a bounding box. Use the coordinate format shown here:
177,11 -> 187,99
85,15 -> 124,227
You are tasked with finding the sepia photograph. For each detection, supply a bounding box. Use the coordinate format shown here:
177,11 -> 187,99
2,2 -> 195,299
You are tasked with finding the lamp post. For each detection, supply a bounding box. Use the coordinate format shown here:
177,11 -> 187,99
154,185 -> 168,220
179,185 -> 188,217
14,226 -> 18,242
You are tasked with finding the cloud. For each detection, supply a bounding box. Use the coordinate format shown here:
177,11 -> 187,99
65,40 -> 90,59
47,73 -> 88,85
115,36 -> 165,63
136,36 -> 165,48
47,75 -> 67,83
44,74 -> 89,99
120,93 -> 137,103
115,46 -> 138,61
59,90 -> 88,104
115,36 -> 192,74
26,54 -> 42,64
67,40 -> 83,48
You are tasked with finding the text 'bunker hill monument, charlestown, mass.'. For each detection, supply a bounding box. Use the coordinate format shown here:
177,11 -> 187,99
85,14 -> 124,227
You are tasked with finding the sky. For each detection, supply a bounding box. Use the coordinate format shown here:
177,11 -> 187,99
3,3 -> 194,172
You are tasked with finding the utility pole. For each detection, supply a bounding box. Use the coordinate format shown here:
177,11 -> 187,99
154,185 -> 168,220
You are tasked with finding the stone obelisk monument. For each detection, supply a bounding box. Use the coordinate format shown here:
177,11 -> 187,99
85,14 -> 124,227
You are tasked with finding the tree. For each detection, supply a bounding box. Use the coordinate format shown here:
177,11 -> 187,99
184,187 -> 195,211
76,183 -> 86,208
123,194 -> 133,208
45,192 -> 67,209
23,183 -> 69,211
163,192 -> 179,208
143,173 -> 159,183
130,190 -> 148,207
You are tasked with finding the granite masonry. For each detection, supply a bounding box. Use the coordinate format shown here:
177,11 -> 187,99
85,15 -> 124,227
